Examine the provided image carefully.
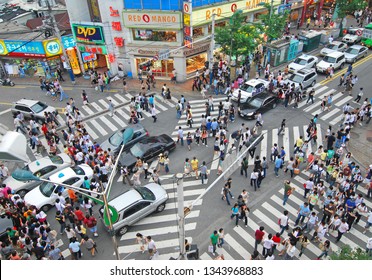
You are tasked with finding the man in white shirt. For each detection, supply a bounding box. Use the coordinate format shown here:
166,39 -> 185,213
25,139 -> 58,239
0,163 -> 10,180
262,234 -> 274,257
279,210 -> 289,235
146,236 -> 156,260
55,198 -> 65,213
336,219 -> 349,242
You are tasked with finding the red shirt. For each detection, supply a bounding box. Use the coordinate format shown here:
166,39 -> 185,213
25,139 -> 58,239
74,210 -> 85,221
255,230 -> 265,241
272,235 -> 281,244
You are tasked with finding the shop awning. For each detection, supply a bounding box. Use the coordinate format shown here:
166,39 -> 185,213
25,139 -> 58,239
0,131 -> 29,163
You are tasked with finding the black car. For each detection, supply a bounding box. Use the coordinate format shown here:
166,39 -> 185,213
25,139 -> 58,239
100,124 -> 149,155
118,134 -> 176,171
238,93 -> 279,119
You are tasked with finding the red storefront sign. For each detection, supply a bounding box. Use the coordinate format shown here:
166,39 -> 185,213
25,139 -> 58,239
114,37 -> 124,47
111,21 -> 122,31
109,6 -> 119,17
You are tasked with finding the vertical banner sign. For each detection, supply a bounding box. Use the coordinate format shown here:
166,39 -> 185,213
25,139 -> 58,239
183,1 -> 193,49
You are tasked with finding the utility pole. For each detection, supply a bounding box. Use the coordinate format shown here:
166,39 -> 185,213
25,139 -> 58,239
209,13 -> 216,85
45,0 -> 75,84
176,173 -> 186,260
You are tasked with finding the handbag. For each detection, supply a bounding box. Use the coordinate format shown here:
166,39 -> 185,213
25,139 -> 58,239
208,245 -> 214,253
294,168 -> 300,175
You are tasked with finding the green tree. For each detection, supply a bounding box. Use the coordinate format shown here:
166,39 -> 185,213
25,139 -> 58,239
215,11 -> 262,64
334,0 -> 368,20
258,3 -> 289,43
330,245 -> 371,260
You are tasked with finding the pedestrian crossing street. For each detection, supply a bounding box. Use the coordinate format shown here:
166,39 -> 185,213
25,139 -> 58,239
199,170 -> 371,260
170,96 -> 228,142
299,83 -> 358,126
29,93 -> 180,161
114,160 -> 212,260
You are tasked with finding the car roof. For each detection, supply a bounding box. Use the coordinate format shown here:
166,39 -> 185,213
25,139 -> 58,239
325,51 -> 344,58
14,99 -> 41,107
109,188 -> 143,211
250,92 -> 275,100
298,54 -> 316,60
330,41 -> 343,45
294,69 -> 316,75
347,44 -> 365,49
27,154 -> 70,172
48,164 -> 92,182
244,79 -> 266,86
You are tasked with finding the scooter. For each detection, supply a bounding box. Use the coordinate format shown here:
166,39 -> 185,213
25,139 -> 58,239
0,78 -> 15,86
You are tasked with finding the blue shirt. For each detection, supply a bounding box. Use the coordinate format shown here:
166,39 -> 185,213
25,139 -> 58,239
211,121 -> 219,130
280,149 -> 286,159
299,205 -> 310,216
69,241 -> 81,253
275,158 -> 283,168
149,96 -> 154,105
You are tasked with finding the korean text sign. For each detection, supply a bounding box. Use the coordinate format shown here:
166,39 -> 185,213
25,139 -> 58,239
0,40 -> 45,57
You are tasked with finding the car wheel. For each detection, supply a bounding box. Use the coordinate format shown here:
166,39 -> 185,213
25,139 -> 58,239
156,203 -> 166,213
272,103 -> 277,109
42,204 -> 51,212
313,63 -> 317,68
311,80 -> 316,87
118,226 -> 128,236
17,189 -> 28,198
340,63 -> 345,69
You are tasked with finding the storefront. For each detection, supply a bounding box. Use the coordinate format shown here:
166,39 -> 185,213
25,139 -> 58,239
300,0 -> 325,24
122,10 -> 183,79
71,23 -> 109,71
0,38 -> 63,78
184,44 -> 210,76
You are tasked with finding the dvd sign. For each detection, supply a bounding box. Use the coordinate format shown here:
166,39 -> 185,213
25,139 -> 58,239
72,24 -> 105,45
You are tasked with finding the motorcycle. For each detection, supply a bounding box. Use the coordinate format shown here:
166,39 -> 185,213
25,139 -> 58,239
0,78 -> 15,86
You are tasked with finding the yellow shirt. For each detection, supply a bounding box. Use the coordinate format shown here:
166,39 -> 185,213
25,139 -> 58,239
296,138 -> 304,148
320,152 -> 327,161
191,159 -> 199,170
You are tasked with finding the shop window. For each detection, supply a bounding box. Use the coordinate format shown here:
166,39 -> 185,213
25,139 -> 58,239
132,30 -> 177,42
208,21 -> 226,34
254,11 -> 268,22
193,27 -> 205,39
186,53 -> 207,74
136,58 -> 174,77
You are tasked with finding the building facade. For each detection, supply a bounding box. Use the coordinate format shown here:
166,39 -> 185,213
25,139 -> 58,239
65,0 -> 281,81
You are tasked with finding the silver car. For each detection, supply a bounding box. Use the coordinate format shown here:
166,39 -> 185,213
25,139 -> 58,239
100,183 -> 168,235
283,69 -> 317,90
343,45 -> 368,63
11,99 -> 59,124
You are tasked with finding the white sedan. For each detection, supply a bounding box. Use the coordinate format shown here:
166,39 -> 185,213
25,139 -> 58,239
232,79 -> 269,103
320,41 -> 347,56
288,54 -> 318,73
4,154 -> 72,197
24,164 -> 93,212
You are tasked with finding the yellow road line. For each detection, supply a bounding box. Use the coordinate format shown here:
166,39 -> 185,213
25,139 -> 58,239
319,53 -> 372,85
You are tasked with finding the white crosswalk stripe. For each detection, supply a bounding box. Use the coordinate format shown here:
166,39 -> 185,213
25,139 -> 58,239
198,169 -> 370,260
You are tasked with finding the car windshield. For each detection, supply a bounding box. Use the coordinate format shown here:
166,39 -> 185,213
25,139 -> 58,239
135,186 -> 155,201
240,83 -> 254,92
247,98 -> 263,108
294,58 -> 307,65
323,56 -> 336,63
108,131 -> 124,146
31,102 -> 48,113
130,144 -> 145,158
326,44 -> 338,50
49,155 -> 63,164
71,166 -> 85,175
345,48 -> 359,55
289,74 -> 304,83
39,182 -> 56,197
